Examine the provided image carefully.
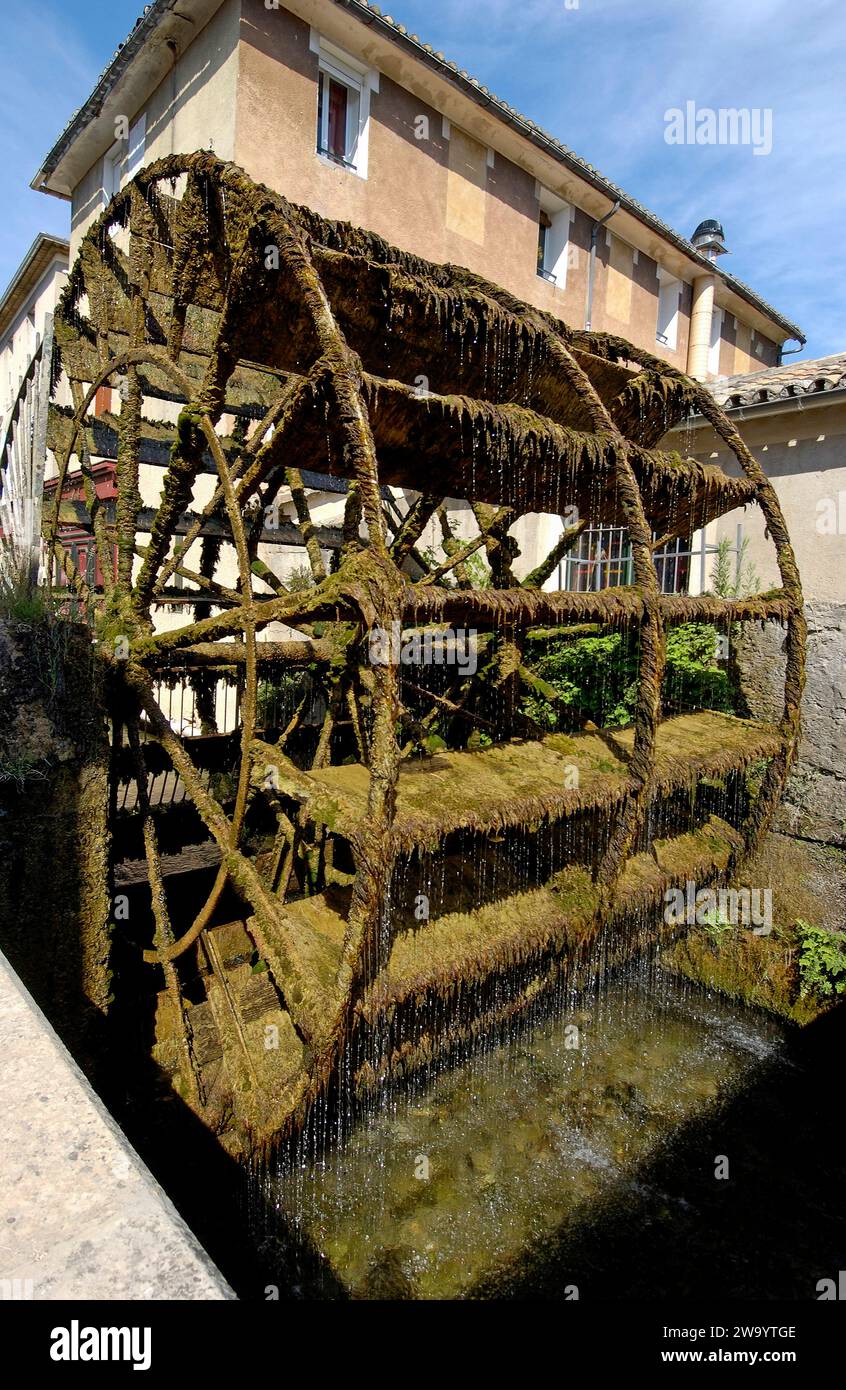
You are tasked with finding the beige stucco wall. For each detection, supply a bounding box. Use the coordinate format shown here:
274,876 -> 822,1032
0,258 -> 68,429
717,311 -> 779,376
668,398 -> 846,603
234,0 -> 704,366
69,0 -> 242,259
235,4 -> 569,309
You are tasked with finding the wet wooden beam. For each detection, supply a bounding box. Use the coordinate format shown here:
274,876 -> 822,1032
46,499 -> 343,549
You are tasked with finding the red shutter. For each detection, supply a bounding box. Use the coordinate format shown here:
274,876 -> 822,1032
327,79 -> 348,160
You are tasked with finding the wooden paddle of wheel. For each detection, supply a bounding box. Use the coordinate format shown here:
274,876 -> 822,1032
42,152 -> 805,1149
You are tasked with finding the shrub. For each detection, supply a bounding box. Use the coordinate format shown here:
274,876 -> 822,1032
796,919 -> 846,999
523,622 -> 735,730
709,535 -> 761,599
0,548 -> 52,624
663,623 -> 734,714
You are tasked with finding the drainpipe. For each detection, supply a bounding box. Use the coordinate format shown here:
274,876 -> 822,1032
584,199 -> 620,331
687,272 -> 717,380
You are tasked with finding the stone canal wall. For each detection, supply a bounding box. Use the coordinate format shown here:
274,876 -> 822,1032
735,601 -> 846,847
0,618 -> 112,1048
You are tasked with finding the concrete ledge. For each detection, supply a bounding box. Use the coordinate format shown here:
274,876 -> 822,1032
0,950 -> 234,1301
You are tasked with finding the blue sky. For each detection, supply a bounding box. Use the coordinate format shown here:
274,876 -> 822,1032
2,0 -> 843,359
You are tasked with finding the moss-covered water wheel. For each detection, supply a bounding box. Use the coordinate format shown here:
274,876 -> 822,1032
43,152 -> 805,1154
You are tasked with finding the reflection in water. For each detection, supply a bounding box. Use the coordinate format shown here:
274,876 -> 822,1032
252,956 -> 787,1299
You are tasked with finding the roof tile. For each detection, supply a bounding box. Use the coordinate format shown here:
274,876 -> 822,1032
709,353 -> 846,408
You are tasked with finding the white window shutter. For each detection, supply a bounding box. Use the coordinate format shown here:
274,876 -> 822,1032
656,274 -> 681,350
127,113 -> 146,181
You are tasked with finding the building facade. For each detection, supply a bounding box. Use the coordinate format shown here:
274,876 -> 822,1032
0,234 -> 69,441
20,0 -> 814,645
32,0 -> 801,381
667,355 -> 846,848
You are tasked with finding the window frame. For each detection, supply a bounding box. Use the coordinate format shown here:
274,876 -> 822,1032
102,139 -> 125,204
656,268 -> 681,351
126,113 -> 146,182
317,62 -> 362,169
310,30 -> 378,180
536,187 -> 573,288
537,210 -> 552,279
557,524 -> 698,596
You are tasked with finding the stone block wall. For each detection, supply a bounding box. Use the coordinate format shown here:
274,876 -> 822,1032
0,619 -> 112,1049
735,602 -> 846,847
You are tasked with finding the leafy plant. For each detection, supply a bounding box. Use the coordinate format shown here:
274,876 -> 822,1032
795,919 -> 846,999
285,563 -> 317,593
417,543 -> 492,590
663,623 -> 734,713
523,631 -> 639,728
701,906 -> 736,945
256,667 -> 313,730
709,535 -> 760,600
462,552 -> 492,589
0,751 -> 51,789
521,623 -> 735,731
466,728 -> 493,750
0,546 -> 52,623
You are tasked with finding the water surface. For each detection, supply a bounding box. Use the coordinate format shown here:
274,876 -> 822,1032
253,959 -> 792,1299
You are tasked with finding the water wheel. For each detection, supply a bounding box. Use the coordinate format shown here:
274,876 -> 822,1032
43,152 -> 806,1152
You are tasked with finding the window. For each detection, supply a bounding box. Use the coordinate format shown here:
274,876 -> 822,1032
537,211 -> 552,278
536,188 -> 573,286
558,525 -> 693,595
317,65 -> 360,168
653,535 -> 692,595
126,113 -> 146,181
656,270 -> 681,351
559,526 -> 634,592
103,141 -> 124,202
103,112 -> 146,207
310,31 -> 378,178
94,385 -> 113,417
53,535 -> 115,592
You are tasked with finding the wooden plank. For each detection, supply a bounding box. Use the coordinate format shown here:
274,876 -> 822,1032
114,840 -> 222,887
254,710 -> 784,850
45,498 -> 343,549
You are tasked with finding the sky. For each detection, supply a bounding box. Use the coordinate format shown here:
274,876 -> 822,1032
1,0 -> 844,360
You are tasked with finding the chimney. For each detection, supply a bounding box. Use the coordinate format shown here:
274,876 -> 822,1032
691,219 -> 728,263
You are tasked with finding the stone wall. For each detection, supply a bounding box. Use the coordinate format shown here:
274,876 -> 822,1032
0,619 -> 112,1050
735,602 -> 846,847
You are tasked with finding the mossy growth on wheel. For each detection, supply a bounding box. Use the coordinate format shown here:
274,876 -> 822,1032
42,152 -> 806,1154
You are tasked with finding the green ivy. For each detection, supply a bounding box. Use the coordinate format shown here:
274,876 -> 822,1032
663,623 -> 735,714
522,623 -> 735,731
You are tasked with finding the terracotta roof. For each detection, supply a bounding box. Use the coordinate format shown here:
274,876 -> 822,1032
709,353 -> 846,409
30,0 -> 804,345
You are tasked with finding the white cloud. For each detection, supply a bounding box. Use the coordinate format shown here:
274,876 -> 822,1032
391,0 -> 845,356
2,0 -> 841,357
